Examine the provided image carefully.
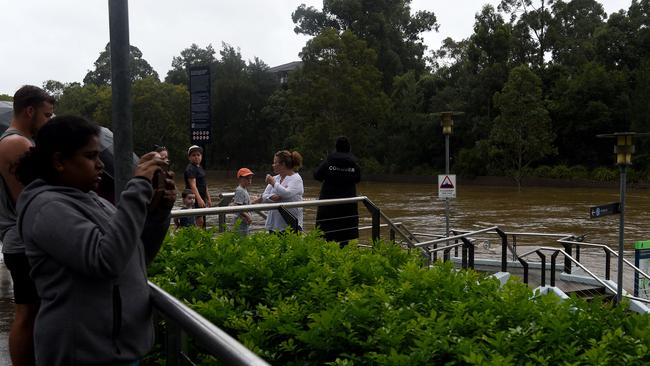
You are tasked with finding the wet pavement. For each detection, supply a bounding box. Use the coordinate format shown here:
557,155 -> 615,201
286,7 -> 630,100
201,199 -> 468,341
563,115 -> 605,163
0,259 -> 12,365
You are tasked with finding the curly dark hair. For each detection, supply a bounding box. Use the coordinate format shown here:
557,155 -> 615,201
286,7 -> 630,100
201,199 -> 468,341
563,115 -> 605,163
16,115 -> 100,186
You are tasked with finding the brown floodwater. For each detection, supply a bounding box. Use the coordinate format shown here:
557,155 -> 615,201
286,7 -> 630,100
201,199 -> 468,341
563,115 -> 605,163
191,174 -> 650,249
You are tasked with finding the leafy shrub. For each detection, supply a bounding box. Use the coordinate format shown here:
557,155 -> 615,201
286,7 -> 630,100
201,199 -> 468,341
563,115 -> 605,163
548,164 -> 573,179
592,166 -> 618,182
150,229 -> 650,365
456,143 -> 489,178
359,157 -> 384,174
570,165 -> 589,179
532,165 -> 552,178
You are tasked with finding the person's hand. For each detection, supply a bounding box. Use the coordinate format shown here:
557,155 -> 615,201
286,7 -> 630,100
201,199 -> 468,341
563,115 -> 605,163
135,152 -> 168,182
251,196 -> 262,204
265,174 -> 275,186
149,168 -> 177,211
270,194 -> 281,202
157,170 -> 177,210
196,197 -> 206,208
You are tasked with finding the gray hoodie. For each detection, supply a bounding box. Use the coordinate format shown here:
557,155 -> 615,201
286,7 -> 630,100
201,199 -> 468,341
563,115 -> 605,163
17,177 -> 170,365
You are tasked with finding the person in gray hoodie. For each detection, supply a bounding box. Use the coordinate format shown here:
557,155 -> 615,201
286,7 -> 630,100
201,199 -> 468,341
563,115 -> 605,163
15,115 -> 176,365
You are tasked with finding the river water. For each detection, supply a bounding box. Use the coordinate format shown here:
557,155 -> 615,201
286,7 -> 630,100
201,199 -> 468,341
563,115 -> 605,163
198,174 -> 650,249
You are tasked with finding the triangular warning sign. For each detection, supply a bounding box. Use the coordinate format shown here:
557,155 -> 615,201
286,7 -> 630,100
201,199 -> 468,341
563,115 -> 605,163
440,175 -> 454,189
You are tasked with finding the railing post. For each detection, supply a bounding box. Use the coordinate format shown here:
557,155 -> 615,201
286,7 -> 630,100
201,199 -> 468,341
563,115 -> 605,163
604,248 -> 611,280
443,247 -> 452,261
537,250 -> 546,287
495,228 -> 508,272
166,319 -> 182,366
217,193 -> 233,233
551,251 -> 560,287
460,237 -> 473,269
218,214 -> 226,232
362,199 -> 381,242
562,242 -> 573,274
518,257 -> 529,284
461,241 -> 467,269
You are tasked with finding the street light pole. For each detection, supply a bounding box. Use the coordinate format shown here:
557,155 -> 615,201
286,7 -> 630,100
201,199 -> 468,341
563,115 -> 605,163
440,112 -> 455,239
444,132 -> 450,238
596,132 -> 642,304
618,163 -> 626,303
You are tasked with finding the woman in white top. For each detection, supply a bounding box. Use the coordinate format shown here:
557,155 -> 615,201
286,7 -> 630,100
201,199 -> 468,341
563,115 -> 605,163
262,150 -> 304,232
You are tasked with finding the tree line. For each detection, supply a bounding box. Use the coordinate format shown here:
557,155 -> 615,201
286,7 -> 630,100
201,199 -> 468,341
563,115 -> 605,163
39,0 -> 650,183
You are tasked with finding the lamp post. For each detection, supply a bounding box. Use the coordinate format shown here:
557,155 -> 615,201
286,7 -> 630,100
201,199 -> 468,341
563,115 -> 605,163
440,112 -> 454,238
596,132 -> 648,303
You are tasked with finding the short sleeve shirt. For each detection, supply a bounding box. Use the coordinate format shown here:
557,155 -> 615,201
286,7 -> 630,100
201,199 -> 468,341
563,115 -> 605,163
184,163 -> 207,199
232,186 -> 251,235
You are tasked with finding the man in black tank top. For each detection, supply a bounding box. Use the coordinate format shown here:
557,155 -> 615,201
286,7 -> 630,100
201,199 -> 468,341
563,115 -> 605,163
0,85 -> 54,366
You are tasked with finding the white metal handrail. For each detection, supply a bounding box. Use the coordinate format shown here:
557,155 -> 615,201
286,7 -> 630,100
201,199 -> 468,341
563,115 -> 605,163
148,281 -> 270,366
171,196 -> 369,218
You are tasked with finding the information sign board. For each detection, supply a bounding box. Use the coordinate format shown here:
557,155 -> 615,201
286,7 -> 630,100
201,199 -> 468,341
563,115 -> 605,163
635,241 -> 650,298
189,66 -> 211,144
438,174 -> 456,199
589,202 -> 620,218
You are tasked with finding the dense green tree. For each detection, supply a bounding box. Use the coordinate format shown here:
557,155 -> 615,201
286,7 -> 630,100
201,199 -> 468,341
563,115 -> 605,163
83,43 -> 159,85
490,65 -> 556,187
292,0 -> 437,90
205,44 -> 278,169
630,57 -> 650,167
550,0 -> 606,68
130,78 -> 190,167
383,71 -> 440,173
282,28 -> 390,167
498,0 -> 555,66
165,43 -> 216,85
54,78 -> 190,169
42,80 -> 66,100
28,1 -> 650,178
546,62 -> 628,166
0,94 -> 11,101
55,82 -> 109,120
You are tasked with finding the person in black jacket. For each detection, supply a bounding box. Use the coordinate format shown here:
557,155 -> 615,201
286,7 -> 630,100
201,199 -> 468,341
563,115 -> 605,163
314,136 -> 361,247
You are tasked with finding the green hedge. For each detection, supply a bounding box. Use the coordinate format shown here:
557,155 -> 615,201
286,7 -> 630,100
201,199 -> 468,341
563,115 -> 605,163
149,229 -> 650,365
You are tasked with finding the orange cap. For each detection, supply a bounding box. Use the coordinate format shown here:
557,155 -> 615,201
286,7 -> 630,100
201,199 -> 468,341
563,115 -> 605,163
237,168 -> 254,178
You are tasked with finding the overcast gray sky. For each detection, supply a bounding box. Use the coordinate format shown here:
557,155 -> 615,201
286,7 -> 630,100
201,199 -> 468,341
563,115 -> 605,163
0,0 -> 631,95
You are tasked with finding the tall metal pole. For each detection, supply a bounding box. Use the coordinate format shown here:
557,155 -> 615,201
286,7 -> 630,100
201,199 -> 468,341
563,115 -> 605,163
109,0 -> 134,199
617,164 -> 626,303
445,134 -> 450,237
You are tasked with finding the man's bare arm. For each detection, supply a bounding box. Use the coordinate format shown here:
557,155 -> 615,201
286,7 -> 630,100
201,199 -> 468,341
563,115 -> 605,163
0,135 -> 32,204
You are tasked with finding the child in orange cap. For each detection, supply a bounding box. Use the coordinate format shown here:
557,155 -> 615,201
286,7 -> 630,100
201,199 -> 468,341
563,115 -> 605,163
232,168 -> 256,236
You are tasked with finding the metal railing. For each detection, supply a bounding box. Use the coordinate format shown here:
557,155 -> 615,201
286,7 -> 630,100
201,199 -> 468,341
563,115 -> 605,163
172,196 -> 416,247
515,246 -> 650,304
413,226 -> 509,269
417,228 -> 650,304
148,282 -> 270,365
557,236 -> 650,297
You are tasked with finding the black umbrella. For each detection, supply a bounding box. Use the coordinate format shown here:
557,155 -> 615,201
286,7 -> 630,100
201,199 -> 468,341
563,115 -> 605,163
0,111 -> 11,135
97,127 -> 140,203
0,101 -> 12,135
